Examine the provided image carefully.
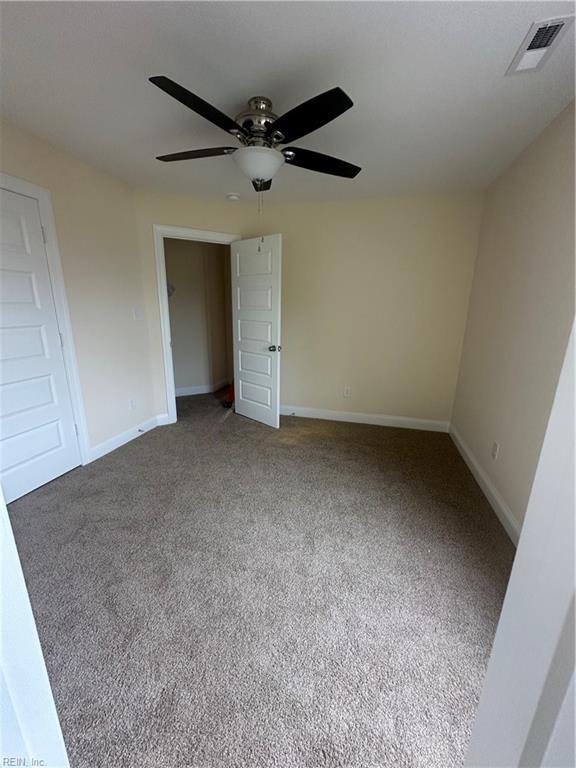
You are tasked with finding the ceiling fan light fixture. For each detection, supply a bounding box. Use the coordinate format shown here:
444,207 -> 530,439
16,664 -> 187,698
233,146 -> 285,182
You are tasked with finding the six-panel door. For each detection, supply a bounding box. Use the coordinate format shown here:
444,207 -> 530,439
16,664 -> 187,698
231,235 -> 281,428
0,188 -> 81,502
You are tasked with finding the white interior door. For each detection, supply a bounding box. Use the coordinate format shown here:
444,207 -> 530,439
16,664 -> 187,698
231,235 -> 281,428
0,188 -> 80,503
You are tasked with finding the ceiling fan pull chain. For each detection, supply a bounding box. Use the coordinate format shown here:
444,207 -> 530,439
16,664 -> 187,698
257,190 -> 263,215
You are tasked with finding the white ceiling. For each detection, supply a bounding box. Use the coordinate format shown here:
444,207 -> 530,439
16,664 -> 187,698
1,2 -> 574,202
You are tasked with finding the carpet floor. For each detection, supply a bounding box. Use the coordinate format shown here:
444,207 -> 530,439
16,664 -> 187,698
9,394 -> 515,768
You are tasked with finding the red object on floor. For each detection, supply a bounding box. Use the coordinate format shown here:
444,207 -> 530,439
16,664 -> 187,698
223,382 -> 234,408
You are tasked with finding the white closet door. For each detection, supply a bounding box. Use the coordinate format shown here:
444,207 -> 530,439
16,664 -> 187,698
0,188 -> 80,502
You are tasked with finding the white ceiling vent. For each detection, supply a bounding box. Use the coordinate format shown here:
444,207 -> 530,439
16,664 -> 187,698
507,16 -> 574,74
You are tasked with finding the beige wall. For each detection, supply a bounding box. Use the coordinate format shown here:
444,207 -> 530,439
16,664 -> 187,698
164,239 -> 231,392
135,189 -> 483,422
0,118 -> 155,447
451,103 -> 575,528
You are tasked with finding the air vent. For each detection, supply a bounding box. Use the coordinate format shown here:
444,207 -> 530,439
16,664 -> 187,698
507,16 -> 574,74
527,23 -> 564,50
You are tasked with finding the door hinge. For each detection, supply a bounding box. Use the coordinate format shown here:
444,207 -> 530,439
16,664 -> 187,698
59,331 -> 64,348
41,225 -> 47,244
74,423 -> 79,436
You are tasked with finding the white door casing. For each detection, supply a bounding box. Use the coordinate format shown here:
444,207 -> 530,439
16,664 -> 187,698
231,235 -> 282,428
1,484 -> 70,767
0,187 -> 81,502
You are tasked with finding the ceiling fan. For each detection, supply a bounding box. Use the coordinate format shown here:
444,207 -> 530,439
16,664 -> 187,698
150,76 -> 361,192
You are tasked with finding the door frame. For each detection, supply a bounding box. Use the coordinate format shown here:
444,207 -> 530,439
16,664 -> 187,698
153,225 -> 240,424
1,483 -> 70,767
0,173 -> 90,465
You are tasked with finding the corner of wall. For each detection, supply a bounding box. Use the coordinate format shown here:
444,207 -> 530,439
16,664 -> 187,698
448,187 -> 489,427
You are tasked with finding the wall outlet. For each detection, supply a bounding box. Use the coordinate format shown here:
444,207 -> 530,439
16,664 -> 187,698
132,306 -> 144,321
491,441 -> 500,460
128,398 -> 136,411
343,385 -> 352,399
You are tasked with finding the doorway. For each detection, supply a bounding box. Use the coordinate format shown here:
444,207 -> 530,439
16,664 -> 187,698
164,238 -> 233,409
154,226 -> 283,428
154,226 -> 239,424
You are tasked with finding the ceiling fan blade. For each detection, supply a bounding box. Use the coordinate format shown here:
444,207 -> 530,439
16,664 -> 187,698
267,87 -> 353,144
283,147 -> 361,178
252,179 -> 272,192
150,76 -> 244,136
156,147 -> 237,162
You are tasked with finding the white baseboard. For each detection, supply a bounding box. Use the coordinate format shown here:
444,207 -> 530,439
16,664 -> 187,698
155,413 -> 174,427
85,413 -> 174,464
450,425 -> 520,545
176,380 -> 228,397
279,405 -> 449,433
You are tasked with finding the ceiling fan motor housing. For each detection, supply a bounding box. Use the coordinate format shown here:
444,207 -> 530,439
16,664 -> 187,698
235,97 -> 282,144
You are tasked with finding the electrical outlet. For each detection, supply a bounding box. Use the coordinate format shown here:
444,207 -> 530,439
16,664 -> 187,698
132,307 -> 144,321
491,441 -> 500,461
343,385 -> 352,399
128,398 -> 136,411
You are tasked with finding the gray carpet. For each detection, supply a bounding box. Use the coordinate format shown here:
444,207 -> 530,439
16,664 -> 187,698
9,394 -> 515,768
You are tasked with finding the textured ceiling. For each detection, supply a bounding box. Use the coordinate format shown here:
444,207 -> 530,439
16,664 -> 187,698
0,1 -> 574,202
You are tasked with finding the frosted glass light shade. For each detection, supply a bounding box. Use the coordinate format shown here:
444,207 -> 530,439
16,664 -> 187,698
233,147 -> 285,181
